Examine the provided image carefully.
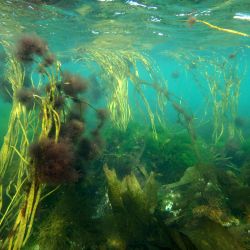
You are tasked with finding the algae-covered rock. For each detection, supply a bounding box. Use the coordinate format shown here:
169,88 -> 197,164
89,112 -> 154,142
187,219 -> 245,250
104,164 -> 197,249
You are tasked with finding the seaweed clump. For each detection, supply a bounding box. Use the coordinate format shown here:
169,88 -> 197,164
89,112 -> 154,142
62,71 -> 88,98
16,87 -> 38,109
29,138 -> 79,184
16,34 -> 48,62
60,119 -> 85,141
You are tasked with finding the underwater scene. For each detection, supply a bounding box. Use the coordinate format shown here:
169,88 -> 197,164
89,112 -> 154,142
1,0 -> 250,249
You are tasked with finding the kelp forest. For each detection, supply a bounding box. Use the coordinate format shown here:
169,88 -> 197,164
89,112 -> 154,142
0,0 -> 250,249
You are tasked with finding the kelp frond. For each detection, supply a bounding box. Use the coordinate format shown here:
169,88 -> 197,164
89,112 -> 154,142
74,46 -> 168,139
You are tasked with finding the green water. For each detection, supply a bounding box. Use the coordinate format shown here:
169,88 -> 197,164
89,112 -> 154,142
0,1 -> 250,249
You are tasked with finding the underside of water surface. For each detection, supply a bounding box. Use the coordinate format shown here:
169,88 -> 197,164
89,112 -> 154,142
0,1 -> 250,249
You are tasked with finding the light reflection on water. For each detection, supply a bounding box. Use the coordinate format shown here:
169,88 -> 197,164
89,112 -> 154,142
0,0 -> 249,51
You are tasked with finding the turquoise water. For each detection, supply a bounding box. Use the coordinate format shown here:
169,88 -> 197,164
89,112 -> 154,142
0,1 -> 250,249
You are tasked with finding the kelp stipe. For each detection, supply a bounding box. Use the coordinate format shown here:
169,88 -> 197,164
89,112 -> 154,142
0,35 -> 107,249
0,39 -> 63,249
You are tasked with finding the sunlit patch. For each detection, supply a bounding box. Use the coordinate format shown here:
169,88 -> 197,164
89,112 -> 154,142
148,6 -> 157,10
126,0 -> 147,8
91,30 -> 99,35
176,9 -> 211,17
126,0 -> 157,9
114,11 -> 125,16
234,13 -> 250,21
153,31 -> 164,36
150,16 -> 161,22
